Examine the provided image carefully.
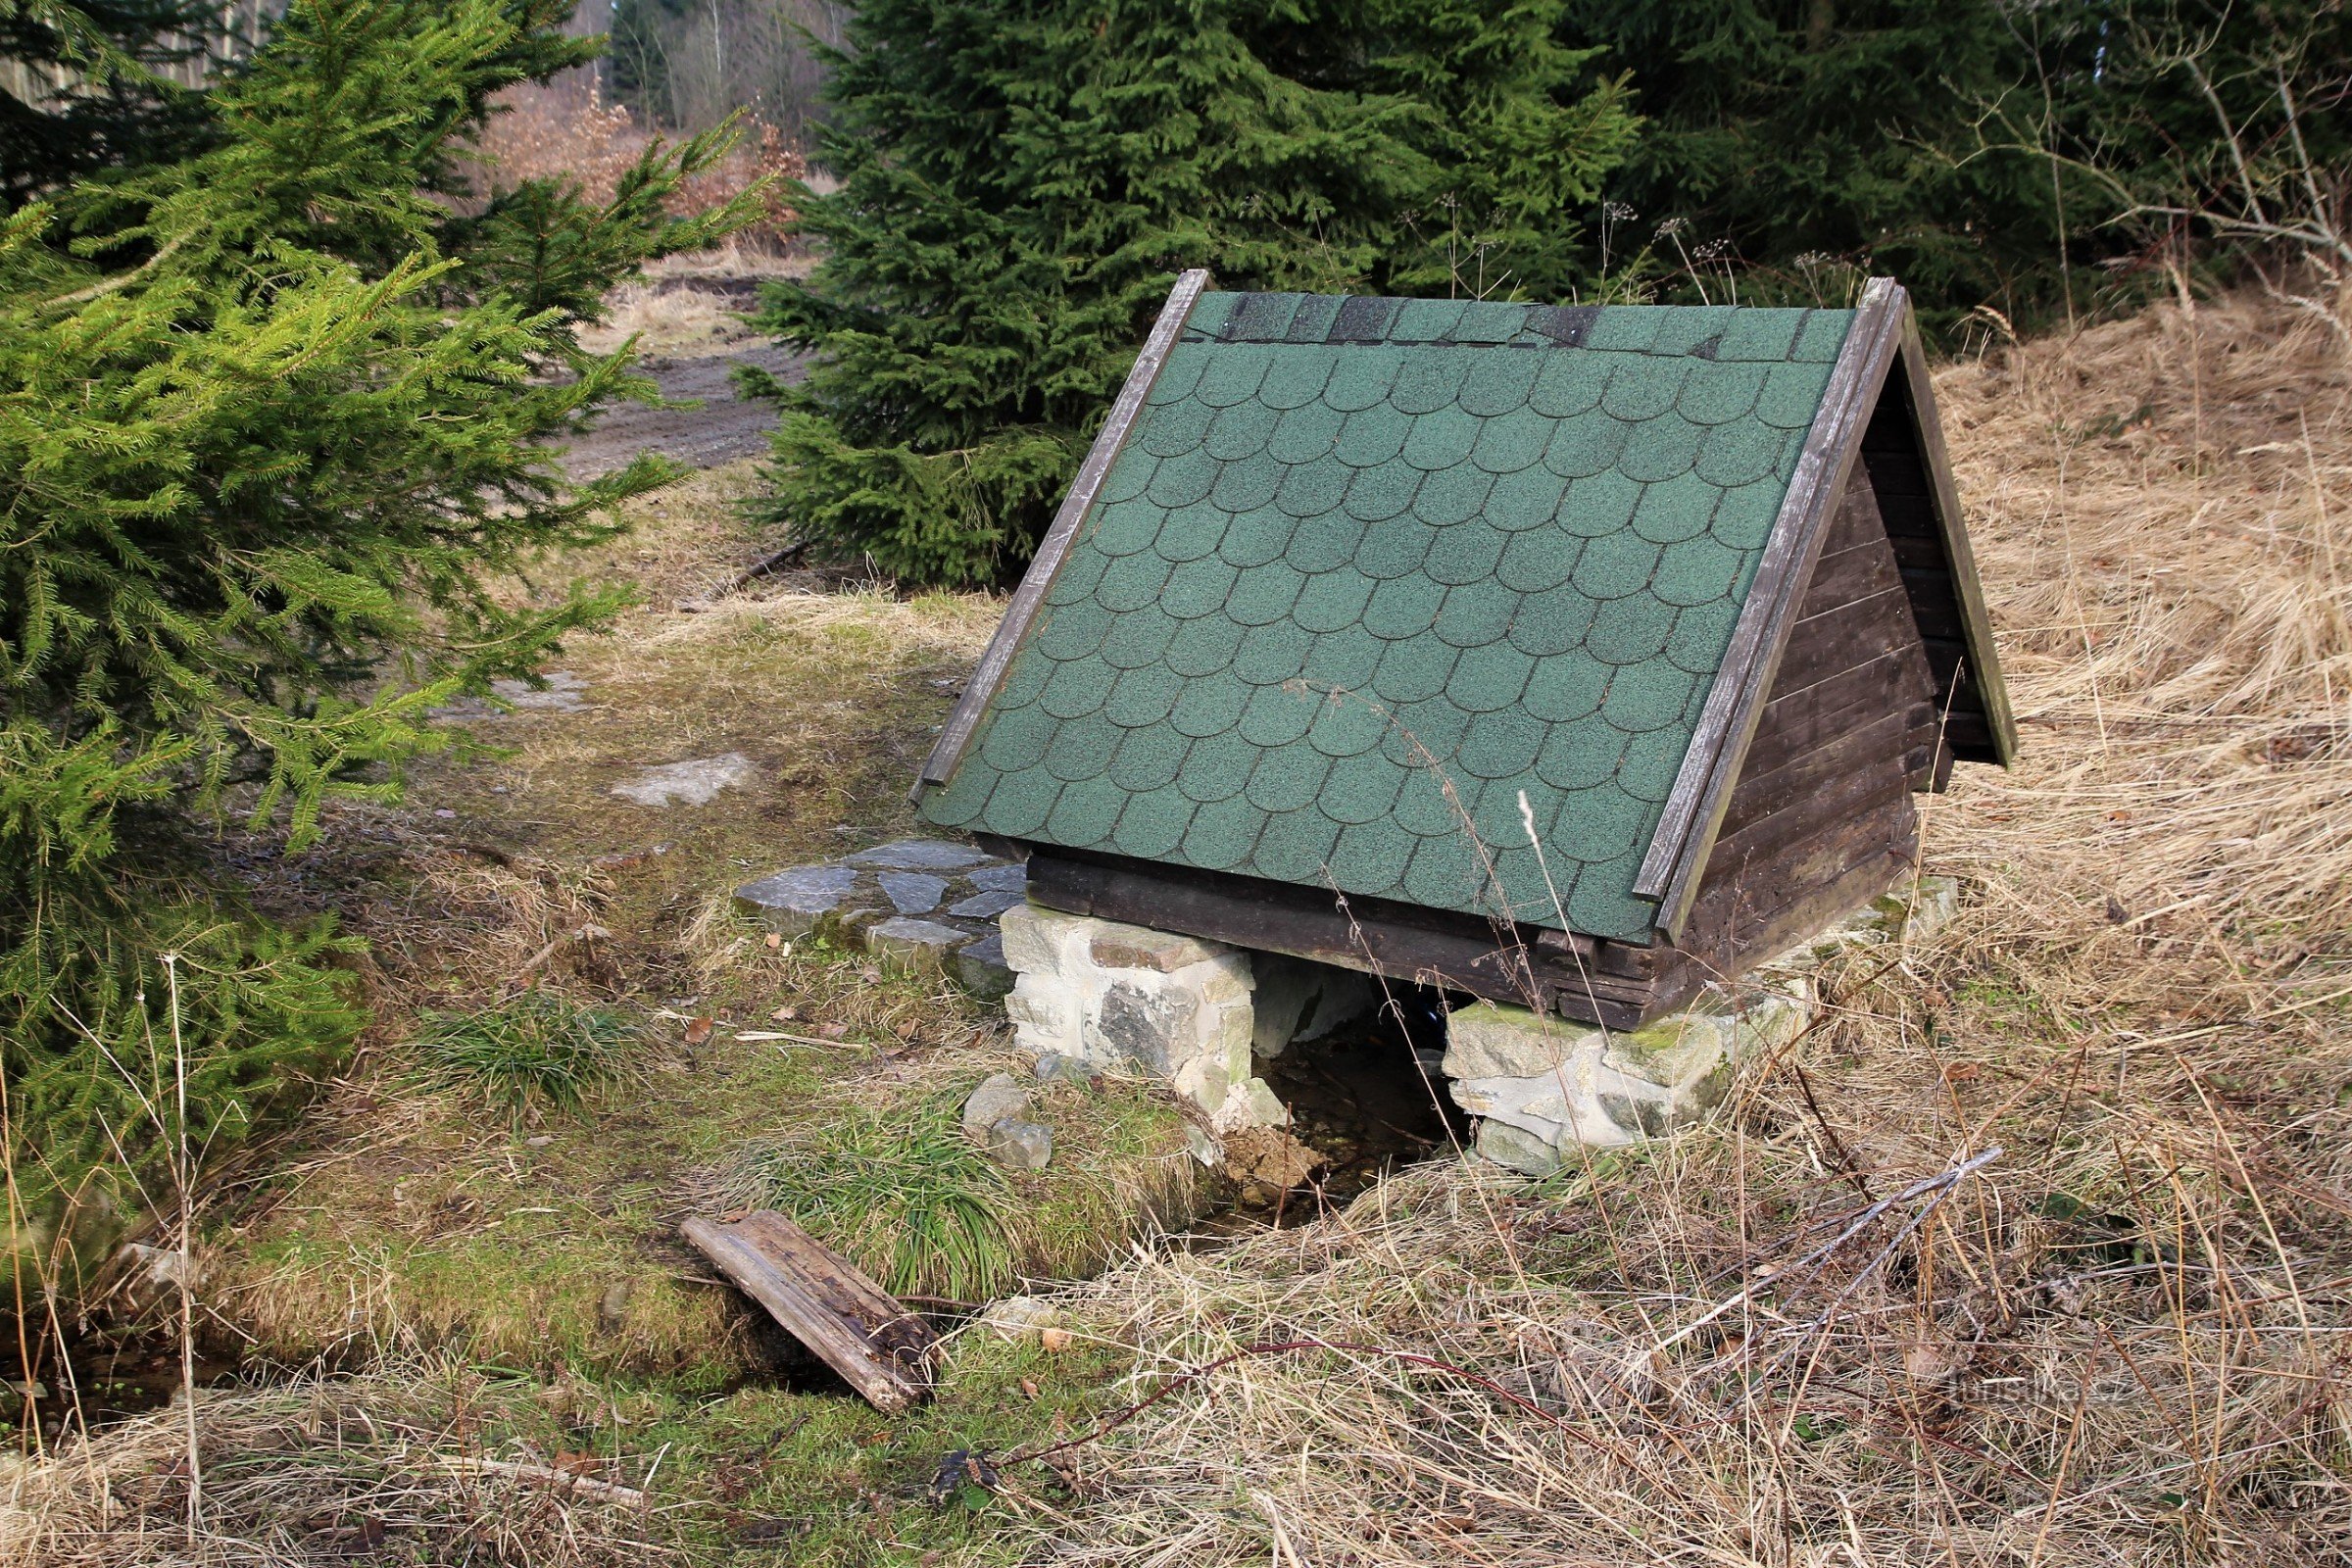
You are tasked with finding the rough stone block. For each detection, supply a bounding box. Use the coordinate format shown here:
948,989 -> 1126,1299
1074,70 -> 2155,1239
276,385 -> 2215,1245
999,902 -> 1081,977
956,933 -> 1013,1002
1250,955 -> 1378,1060
866,916 -> 968,972
1090,927 -> 1224,973
1212,1077 -> 1291,1133
994,904 -> 1283,1132
732,864 -> 862,937
1476,1119 -> 1564,1177
1442,1001 -> 1607,1081
1450,876 -> 1965,1176
1005,974 -> 1083,1057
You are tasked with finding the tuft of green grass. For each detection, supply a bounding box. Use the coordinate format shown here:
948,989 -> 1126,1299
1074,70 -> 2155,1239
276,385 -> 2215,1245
412,991 -> 638,1121
731,1092 -> 1019,1301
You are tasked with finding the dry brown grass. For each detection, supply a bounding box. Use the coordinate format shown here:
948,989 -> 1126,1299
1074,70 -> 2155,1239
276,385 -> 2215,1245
0,1357 -> 672,1567
961,293 -> 2352,1566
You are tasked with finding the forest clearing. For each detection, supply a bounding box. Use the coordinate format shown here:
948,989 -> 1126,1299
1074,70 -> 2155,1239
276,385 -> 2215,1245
5,3 -> 2350,1565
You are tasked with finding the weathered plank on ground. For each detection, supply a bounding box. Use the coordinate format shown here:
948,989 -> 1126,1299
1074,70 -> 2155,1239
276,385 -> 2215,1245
681,1209 -> 939,1411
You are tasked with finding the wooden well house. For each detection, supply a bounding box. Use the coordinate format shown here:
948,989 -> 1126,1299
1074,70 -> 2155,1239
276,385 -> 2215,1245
911,272 -> 2014,1029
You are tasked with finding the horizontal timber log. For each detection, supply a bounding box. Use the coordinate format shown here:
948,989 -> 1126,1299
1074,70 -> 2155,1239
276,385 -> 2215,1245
1020,847 -> 1693,1028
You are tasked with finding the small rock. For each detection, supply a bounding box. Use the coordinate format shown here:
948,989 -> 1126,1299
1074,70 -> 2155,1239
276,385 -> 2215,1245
986,1118 -> 1053,1170
612,753 -> 755,808
961,1073 -> 1031,1137
1031,1052 -> 1095,1085
525,1134 -> 555,1148
503,671 -> 589,710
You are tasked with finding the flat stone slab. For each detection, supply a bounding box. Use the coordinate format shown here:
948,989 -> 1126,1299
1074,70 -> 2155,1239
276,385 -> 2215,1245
431,669 -> 590,720
850,839 -> 993,872
733,840 -> 1023,994
878,871 -> 950,914
612,752 -> 755,808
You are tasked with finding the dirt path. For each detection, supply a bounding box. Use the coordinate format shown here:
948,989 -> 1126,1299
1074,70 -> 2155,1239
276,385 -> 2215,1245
563,343 -> 805,479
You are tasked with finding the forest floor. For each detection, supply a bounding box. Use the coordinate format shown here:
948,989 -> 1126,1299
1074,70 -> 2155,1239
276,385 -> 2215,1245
7,286 -> 2350,1567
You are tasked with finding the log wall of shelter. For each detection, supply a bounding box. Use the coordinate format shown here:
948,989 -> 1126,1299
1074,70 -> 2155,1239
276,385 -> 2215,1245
1671,466 -> 1940,982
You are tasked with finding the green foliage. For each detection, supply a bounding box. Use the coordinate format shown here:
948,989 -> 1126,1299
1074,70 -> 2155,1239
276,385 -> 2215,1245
1560,0 -> 2352,328
1,899 -> 361,1294
413,992 -> 638,1120
734,1093 -> 1020,1300
1557,0 -> 2063,322
0,0 -> 760,1243
750,0 -> 1637,586
0,0 -> 218,203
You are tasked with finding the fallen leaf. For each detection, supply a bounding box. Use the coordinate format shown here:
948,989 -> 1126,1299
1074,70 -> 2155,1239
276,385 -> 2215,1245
1019,1378 -> 1041,1399
1039,1327 -> 1071,1352
858,965 -> 883,984
770,1004 -> 800,1023
684,1015 -> 715,1047
894,1018 -> 917,1039
817,1021 -> 848,1041
764,933 -> 782,950
1942,1062 -> 1981,1083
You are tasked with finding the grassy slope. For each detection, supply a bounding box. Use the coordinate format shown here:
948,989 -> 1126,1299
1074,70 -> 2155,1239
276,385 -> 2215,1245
24,293 -> 2351,1567
956,293 -> 2352,1566
108,461 -> 1199,1562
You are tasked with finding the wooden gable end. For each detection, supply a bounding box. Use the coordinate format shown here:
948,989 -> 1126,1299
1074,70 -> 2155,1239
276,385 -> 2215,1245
1668,464 -> 1940,984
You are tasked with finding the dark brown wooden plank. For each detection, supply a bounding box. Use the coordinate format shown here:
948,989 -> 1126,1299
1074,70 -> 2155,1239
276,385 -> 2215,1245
1717,710 -> 1919,840
682,1211 -> 939,1411
1679,780 -> 1915,955
1635,278 -> 1911,923
1692,834 -> 1919,980
914,270 -> 1212,799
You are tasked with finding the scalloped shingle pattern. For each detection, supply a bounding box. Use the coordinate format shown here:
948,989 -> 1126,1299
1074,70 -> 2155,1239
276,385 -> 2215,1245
921,292 -> 1852,940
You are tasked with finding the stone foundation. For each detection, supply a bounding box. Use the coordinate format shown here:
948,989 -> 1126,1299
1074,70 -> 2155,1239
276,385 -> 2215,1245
997,905 -> 1376,1145
1451,876 -> 1958,1175
732,840 -> 1021,997
973,872 -> 1959,1178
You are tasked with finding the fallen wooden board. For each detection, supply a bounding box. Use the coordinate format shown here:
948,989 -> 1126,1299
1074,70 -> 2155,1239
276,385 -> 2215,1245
681,1209 -> 939,1411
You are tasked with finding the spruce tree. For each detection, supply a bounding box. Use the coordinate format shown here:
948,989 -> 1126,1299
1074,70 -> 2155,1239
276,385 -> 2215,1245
751,0 -> 1636,587
1,0 -> 753,1240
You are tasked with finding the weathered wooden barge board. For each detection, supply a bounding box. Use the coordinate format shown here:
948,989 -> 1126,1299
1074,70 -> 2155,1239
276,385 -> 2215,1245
682,1210 -> 939,1411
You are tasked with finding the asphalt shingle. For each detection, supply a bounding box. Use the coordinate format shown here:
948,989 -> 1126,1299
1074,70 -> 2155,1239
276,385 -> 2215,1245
919,291 -> 1850,940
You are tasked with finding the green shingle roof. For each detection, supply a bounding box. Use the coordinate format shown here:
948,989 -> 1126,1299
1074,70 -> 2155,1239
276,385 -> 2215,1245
920,291 -> 1854,941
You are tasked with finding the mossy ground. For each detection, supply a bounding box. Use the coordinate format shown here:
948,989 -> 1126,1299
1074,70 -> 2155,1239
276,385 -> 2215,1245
174,460 -> 1197,1563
